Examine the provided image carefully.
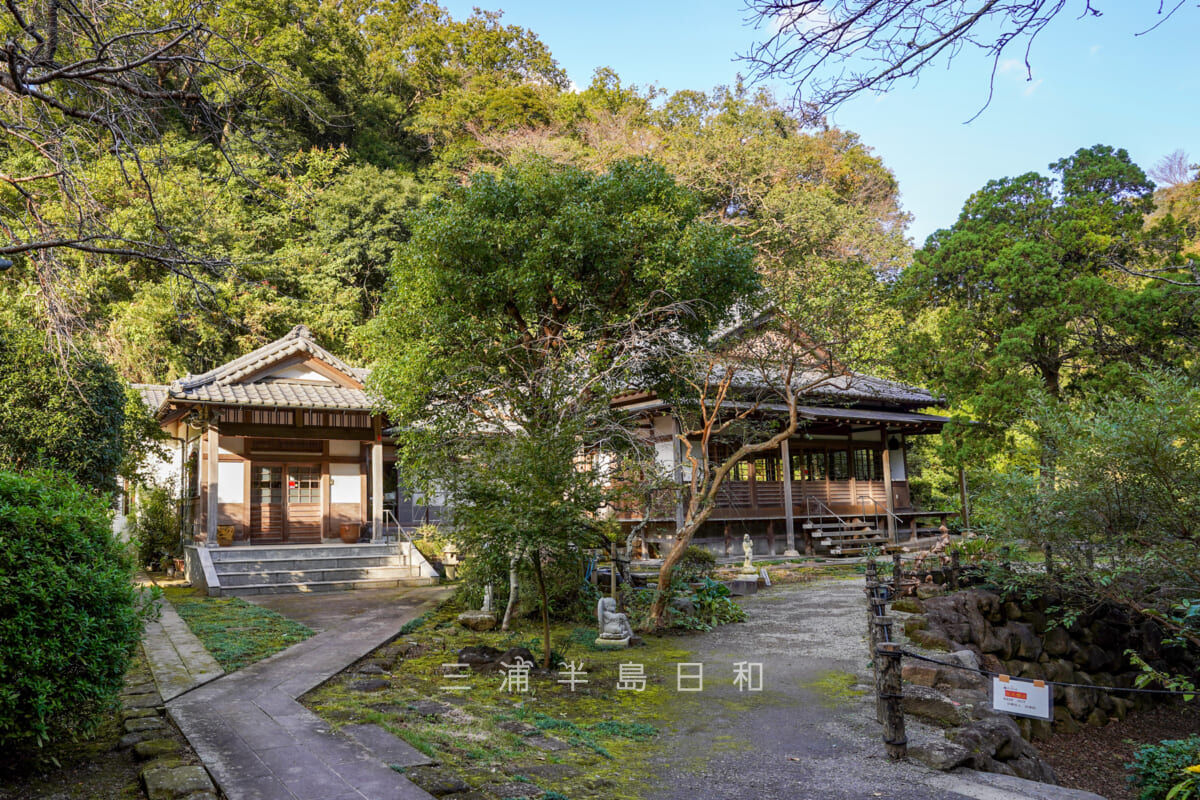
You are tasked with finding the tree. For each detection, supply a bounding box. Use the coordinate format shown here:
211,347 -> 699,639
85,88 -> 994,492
742,1 -> 1195,112
368,157 -> 756,665
895,145 -> 1196,460
0,304 -> 131,494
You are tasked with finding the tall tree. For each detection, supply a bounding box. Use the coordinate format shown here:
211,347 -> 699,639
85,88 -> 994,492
368,157 -> 756,664
896,144 -> 1198,458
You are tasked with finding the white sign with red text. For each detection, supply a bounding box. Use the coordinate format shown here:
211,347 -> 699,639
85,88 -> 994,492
991,675 -> 1053,720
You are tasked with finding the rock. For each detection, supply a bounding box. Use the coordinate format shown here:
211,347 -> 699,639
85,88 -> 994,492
979,654 -> 1004,675
892,597 -> 924,614
1029,719 -> 1053,741
1064,685 -> 1097,720
487,781 -> 543,798
1052,714 -> 1080,735
407,700 -> 452,718
350,679 -> 390,692
124,693 -> 163,709
903,686 -> 966,727
904,616 -> 929,636
909,739 -> 971,771
669,597 -> 696,616
496,647 -> 538,669
1044,658 -> 1074,683
125,717 -> 168,734
948,715 -> 1022,763
526,736 -> 569,751
357,663 -> 387,675
909,629 -> 953,652
1042,625 -> 1074,657
1008,753 -> 1057,784
122,707 -> 159,721
902,665 -> 939,687
406,766 -> 471,796
123,682 -> 157,696
934,650 -> 985,690
119,731 -> 160,749
1110,696 -> 1133,721
141,766 -> 214,800
457,645 -> 504,668
1086,708 -> 1109,727
916,583 -> 945,600
133,738 -> 183,761
1074,644 -> 1111,673
496,720 -> 539,736
457,611 -> 498,632
1002,601 -> 1024,621
1009,622 -> 1042,660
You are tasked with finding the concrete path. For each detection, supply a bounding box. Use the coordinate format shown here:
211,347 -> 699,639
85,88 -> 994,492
143,597 -> 225,701
148,586 -> 451,800
637,577 -> 1104,800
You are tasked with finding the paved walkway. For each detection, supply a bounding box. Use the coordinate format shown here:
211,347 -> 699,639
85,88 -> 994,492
145,586 -> 451,800
143,598 -> 225,701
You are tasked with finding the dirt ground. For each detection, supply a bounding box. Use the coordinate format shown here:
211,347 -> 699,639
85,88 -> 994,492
1038,701 -> 1200,800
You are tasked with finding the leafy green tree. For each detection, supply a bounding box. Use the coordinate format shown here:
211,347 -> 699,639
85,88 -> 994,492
369,157 -> 756,661
896,145 -> 1194,461
0,309 -> 129,494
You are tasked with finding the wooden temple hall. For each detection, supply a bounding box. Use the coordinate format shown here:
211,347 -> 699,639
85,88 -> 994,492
137,325 -> 440,547
611,373 -> 957,558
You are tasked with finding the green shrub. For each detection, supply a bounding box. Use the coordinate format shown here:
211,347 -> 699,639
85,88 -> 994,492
676,545 -> 717,583
129,484 -> 180,568
1128,736 -> 1200,800
0,470 -> 151,753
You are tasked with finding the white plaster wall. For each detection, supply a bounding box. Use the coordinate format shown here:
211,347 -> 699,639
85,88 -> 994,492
217,462 -> 245,504
652,415 -> 677,472
890,442 -> 907,481
329,440 -> 360,457
330,463 -> 360,503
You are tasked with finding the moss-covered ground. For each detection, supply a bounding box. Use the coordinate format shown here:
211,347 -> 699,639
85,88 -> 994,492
163,586 -> 314,672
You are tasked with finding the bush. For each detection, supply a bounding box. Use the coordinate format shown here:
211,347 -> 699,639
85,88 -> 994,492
0,470 -> 151,754
129,485 -> 180,568
1128,736 -> 1200,800
676,545 -> 717,583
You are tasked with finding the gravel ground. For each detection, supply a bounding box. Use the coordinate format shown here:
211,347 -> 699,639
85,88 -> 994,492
632,576 -> 972,800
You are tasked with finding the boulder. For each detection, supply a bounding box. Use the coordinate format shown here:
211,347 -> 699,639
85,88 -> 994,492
1086,708 -> 1110,727
1042,625 -> 1074,657
1064,684 -> 1097,720
457,611 -> 498,632
496,647 -> 538,670
457,645 -> 504,669
916,583 -> 946,600
903,686 -> 966,727
902,665 -> 939,687
1009,754 -> 1058,784
1002,601 -> 1024,621
669,596 -> 696,616
909,738 -> 971,771
904,615 -> 929,635
133,738 -> 182,761
1009,622 -> 1042,660
1074,644 -> 1112,673
909,628 -> 953,652
892,597 -> 924,614
948,715 -> 1022,764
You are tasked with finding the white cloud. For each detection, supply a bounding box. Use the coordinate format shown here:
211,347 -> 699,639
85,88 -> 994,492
1023,79 -> 1044,96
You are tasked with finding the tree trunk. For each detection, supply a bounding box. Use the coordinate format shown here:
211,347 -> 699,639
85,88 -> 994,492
531,551 -> 552,669
501,550 -> 520,631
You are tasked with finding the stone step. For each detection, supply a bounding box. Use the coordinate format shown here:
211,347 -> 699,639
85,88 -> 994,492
208,544 -> 397,562
211,555 -> 407,572
219,566 -> 418,587
803,521 -> 874,531
220,576 -> 439,596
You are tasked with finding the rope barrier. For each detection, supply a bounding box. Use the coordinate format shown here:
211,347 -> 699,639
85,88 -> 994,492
898,648 -> 1195,697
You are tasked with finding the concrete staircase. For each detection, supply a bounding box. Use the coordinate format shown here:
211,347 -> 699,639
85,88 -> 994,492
187,543 -> 438,596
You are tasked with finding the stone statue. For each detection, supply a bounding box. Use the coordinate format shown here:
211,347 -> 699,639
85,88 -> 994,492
740,533 -> 757,574
595,597 -> 633,647
482,584 -> 494,613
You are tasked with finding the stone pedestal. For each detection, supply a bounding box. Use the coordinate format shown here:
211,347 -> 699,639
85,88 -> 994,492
457,611 -> 497,632
728,578 -> 759,596
594,636 -> 630,649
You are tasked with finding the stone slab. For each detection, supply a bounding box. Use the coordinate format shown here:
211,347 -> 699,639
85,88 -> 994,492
143,599 -> 224,702
928,769 -> 1108,800
343,724 -> 434,768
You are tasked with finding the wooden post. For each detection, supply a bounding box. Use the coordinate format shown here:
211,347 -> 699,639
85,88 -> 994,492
892,552 -> 903,598
881,428 -> 896,543
371,441 -> 384,543
865,560 -> 880,720
206,425 -> 219,545
781,437 -> 798,556
610,538 -> 618,599
877,641 -> 907,759
766,520 -> 775,556
958,466 -> 969,530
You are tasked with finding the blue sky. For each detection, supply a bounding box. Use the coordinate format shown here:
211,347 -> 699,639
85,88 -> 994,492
441,1 -> 1197,245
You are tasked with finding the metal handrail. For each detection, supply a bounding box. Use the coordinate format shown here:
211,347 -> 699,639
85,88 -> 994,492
858,495 -> 904,541
804,495 -> 850,527
383,509 -> 418,546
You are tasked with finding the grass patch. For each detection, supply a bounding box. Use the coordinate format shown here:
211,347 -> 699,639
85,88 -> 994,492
163,587 -> 314,672
802,670 -> 866,707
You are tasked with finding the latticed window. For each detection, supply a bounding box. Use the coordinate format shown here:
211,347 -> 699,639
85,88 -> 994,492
791,450 -> 828,480
287,466 -> 320,503
853,449 -> 885,481
252,466 -> 282,504
830,450 -> 849,480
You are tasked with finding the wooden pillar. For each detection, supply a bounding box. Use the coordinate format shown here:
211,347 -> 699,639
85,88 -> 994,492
958,466 -> 970,530
878,641 -> 907,759
674,424 -> 687,535
781,437 -> 798,556
766,520 -> 775,556
206,425 -> 219,545
371,442 -> 384,543
881,428 -> 896,543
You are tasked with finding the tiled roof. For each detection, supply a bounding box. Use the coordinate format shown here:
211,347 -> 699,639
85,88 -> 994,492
160,325 -> 376,412
727,367 -> 943,408
133,384 -> 169,412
